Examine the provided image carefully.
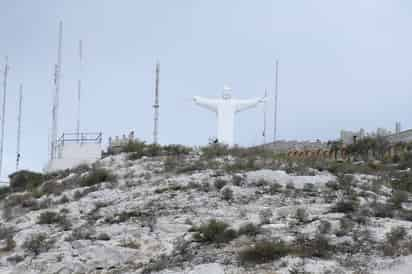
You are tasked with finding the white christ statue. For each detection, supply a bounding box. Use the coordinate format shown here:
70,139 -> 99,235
193,86 -> 266,146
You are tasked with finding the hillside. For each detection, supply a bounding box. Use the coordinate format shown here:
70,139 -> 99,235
0,145 -> 412,274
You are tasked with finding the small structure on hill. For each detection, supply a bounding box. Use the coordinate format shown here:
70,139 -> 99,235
46,132 -> 102,172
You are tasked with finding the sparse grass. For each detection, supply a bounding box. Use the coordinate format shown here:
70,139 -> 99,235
293,233 -> 334,258
154,184 -> 187,194
382,226 -> 410,257
238,240 -> 290,265
238,223 -> 260,237
120,238 -> 141,249
40,180 -> 65,196
67,224 -> 96,241
259,208 -> 273,224
23,233 -> 55,256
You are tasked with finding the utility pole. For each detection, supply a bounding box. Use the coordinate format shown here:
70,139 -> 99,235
263,89 -> 267,146
51,21 -> 63,160
16,84 -> 23,171
153,62 -> 160,144
76,40 -> 82,142
0,57 -> 9,177
273,60 -> 279,143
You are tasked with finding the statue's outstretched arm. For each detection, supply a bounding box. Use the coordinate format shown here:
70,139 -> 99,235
193,96 -> 219,112
235,97 -> 266,113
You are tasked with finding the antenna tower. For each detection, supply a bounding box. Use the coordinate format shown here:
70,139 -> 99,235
51,21 -> 63,160
76,40 -> 82,141
16,84 -> 23,171
153,62 -> 160,144
0,57 -> 9,177
273,60 -> 279,143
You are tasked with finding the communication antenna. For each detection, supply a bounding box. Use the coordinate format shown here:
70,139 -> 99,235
76,40 -> 82,141
51,21 -> 63,160
263,89 -> 267,145
16,84 -> 23,171
273,60 -> 279,143
0,56 -> 9,177
153,62 -> 160,144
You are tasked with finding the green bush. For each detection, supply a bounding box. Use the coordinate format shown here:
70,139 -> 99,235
383,226 -> 408,256
295,208 -> 308,223
201,144 -> 230,159
80,168 -> 115,187
22,233 -> 54,256
214,179 -> 227,190
318,220 -> 332,234
269,182 -> 283,194
192,219 -> 237,243
232,175 -> 244,186
9,170 -> 44,192
221,187 -> 234,201
122,140 -> 146,154
163,144 -> 192,156
37,211 -> 71,230
389,190 -> 409,209
331,198 -> 358,213
1,236 -> 16,252
238,240 -> 290,265
0,186 -> 10,199
293,233 -> 334,258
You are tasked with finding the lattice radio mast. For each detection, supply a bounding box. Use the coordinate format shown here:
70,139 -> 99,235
51,21 -> 63,160
153,62 -> 160,144
76,40 -> 82,141
0,56 -> 9,177
16,84 -> 23,171
273,60 -> 279,143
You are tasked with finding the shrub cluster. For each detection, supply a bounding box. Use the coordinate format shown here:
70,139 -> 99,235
192,219 -> 237,244
37,211 -> 71,230
8,170 -> 44,192
80,168 -> 115,187
238,240 -> 289,265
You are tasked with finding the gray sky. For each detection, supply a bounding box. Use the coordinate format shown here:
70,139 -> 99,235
0,0 -> 411,175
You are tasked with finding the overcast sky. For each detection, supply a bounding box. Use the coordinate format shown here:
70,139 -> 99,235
0,0 -> 411,176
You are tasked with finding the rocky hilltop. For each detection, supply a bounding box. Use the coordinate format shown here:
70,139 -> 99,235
0,144 -> 412,274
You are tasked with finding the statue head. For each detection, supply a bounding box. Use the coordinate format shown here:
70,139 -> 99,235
222,85 -> 232,100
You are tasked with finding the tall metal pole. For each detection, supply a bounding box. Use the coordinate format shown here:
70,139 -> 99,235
51,21 -> 63,160
76,40 -> 82,142
273,60 -> 279,143
16,84 -> 23,171
153,62 -> 160,144
263,89 -> 267,146
0,57 -> 9,177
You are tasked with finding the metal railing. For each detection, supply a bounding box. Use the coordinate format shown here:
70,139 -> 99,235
56,132 -> 102,146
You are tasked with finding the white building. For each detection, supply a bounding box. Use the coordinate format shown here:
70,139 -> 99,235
46,132 -> 103,172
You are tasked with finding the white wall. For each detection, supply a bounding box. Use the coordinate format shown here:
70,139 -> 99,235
46,143 -> 102,172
